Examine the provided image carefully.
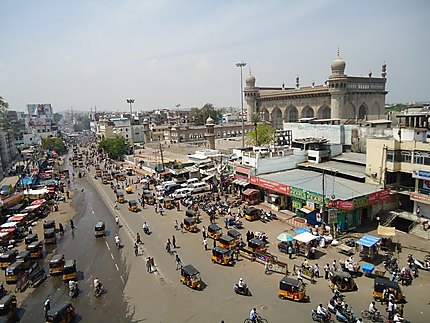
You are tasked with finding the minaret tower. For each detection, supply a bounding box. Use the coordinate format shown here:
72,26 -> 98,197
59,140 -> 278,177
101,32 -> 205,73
244,68 -> 259,122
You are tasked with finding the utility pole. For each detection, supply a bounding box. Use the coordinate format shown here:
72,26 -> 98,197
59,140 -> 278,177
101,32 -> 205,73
126,99 -> 135,157
236,61 -> 246,148
159,143 -> 165,172
322,170 -> 326,223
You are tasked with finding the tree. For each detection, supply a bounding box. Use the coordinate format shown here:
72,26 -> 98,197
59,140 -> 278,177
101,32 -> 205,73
41,137 -> 66,154
246,123 -> 275,146
99,135 -> 130,160
53,112 -> 63,124
250,113 -> 260,145
189,103 -> 223,125
0,96 -> 9,128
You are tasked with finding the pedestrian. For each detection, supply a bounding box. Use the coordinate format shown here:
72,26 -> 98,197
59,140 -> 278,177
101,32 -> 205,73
150,257 -> 155,272
213,239 -> 216,249
174,220 -> 179,231
176,201 -> 180,211
175,254 -> 182,270
28,227 -> 33,235
172,235 -> 176,248
146,257 -> 152,273
287,244 -> 293,259
246,230 -> 251,242
297,269 -> 303,283
114,201 -> 118,210
203,238 -> 208,250
224,218 -> 228,229
59,223 -> 64,237
180,222 -> 184,233
202,230 -> 207,239
324,263 -> 330,280
314,263 -> 320,278
70,220 -> 75,230
265,261 -> 270,275
416,205 -> 421,217
134,243 -> 139,256
115,216 -> 119,226
154,204 -> 158,213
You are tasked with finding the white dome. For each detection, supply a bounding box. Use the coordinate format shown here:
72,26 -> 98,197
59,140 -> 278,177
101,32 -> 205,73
331,52 -> 346,75
245,72 -> 256,87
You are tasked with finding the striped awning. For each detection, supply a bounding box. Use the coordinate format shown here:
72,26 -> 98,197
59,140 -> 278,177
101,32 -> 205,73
232,179 -> 249,187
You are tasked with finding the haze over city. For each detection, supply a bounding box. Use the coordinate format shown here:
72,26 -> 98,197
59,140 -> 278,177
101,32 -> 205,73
1,0 -> 429,112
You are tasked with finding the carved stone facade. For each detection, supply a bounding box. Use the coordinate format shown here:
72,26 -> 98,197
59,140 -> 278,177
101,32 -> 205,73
244,53 -> 388,129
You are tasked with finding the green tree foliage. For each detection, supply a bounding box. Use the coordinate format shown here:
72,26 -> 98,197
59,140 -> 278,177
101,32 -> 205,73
246,123 -> 275,146
53,112 -> 63,124
189,103 -> 223,125
41,137 -> 66,154
0,96 -> 10,128
385,104 -> 408,113
99,135 -> 130,160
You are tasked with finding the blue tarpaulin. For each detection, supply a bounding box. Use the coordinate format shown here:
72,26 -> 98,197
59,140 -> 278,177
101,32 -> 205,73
356,235 -> 381,248
294,227 -> 311,234
19,177 -> 37,185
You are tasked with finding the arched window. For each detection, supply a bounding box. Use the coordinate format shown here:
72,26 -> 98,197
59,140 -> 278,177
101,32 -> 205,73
287,107 -> 298,122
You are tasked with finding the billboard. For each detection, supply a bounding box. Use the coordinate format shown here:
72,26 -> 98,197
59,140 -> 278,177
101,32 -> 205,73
27,104 -> 53,117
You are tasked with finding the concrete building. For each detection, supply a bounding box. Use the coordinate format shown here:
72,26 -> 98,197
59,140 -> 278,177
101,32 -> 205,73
244,52 -> 387,129
0,128 -> 19,180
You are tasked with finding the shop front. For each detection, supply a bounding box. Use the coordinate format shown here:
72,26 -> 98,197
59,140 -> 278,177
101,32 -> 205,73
249,176 -> 290,210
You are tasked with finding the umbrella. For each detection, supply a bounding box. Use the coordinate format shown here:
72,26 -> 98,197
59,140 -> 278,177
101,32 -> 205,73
277,232 -> 294,242
294,227 -> 311,235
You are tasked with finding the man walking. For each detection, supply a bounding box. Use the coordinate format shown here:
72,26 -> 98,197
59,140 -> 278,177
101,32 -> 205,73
175,254 -> 182,270
203,238 -> 208,250
172,235 -> 176,248
134,243 -> 139,256
324,263 -> 330,280
146,257 -> 152,273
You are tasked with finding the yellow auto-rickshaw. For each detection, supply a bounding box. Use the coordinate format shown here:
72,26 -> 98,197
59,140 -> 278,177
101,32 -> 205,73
24,233 -> 38,245
16,250 -> 32,269
49,254 -> 65,276
180,264 -> 201,289
144,193 -> 155,205
247,238 -> 267,253
244,207 -> 261,221
0,294 -> 18,321
207,224 -> 223,240
0,250 -> 17,270
185,209 -> 200,223
101,176 -> 110,184
95,170 -> 102,178
45,302 -> 76,323
329,271 -> 357,292
163,198 -> 175,210
128,200 -> 138,212
26,240 -> 44,259
211,247 -> 233,266
279,276 -> 309,302
43,228 -> 57,245
183,217 -> 197,233
116,192 -> 125,203
5,262 -> 24,284
94,222 -> 105,237
95,164 -> 101,170
117,173 -> 126,181
62,260 -> 77,281
227,229 -> 242,248
125,186 -> 133,194
218,235 -> 236,250
373,277 -> 404,303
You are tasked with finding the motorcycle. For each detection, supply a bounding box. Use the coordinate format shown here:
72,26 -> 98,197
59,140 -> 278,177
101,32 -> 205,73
143,225 -> 150,235
335,309 -> 357,323
311,309 -> 334,323
233,283 -> 252,296
69,282 -> 78,298
94,284 -> 105,297
115,237 -> 121,249
408,254 -> 430,271
327,295 -> 344,314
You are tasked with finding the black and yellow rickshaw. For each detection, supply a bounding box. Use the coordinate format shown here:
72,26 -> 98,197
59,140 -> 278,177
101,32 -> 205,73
244,207 -> 260,221
0,294 -> 17,321
116,192 -> 125,203
95,164 -> 101,170
101,176 -> 110,184
5,262 -> 24,284
279,276 -> 308,301
227,229 -> 242,247
16,250 -> 32,269
44,228 -> 56,245
183,217 -> 197,233
49,254 -> 65,276
26,240 -> 44,259
247,238 -> 267,253
373,277 -> 404,303
185,209 -> 200,223
43,220 -> 56,231
25,233 -> 38,245
180,264 -> 201,289
95,170 -> 102,178
117,173 -> 126,181
163,198 -> 175,210
218,235 -> 236,250
207,224 -> 223,240
128,200 -> 138,212
94,222 -> 105,237
211,247 -> 233,266
46,302 -> 76,323
329,271 -> 357,292
125,186 -> 133,194
62,260 -> 77,281
144,193 -> 155,205
0,250 -> 17,270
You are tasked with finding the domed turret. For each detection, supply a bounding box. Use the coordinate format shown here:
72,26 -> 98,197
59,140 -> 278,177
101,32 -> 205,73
331,49 -> 346,76
205,116 -> 215,125
245,71 -> 256,87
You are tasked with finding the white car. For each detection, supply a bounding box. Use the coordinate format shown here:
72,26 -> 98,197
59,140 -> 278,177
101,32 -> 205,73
181,178 -> 200,188
170,188 -> 192,199
189,182 -> 209,194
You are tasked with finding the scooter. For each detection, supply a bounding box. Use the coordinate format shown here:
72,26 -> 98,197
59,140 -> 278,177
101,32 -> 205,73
335,309 -> 357,323
311,309 -> 333,323
143,225 -> 150,235
69,282 -> 78,298
94,284 -> 105,297
413,258 -> 430,271
233,283 -> 252,296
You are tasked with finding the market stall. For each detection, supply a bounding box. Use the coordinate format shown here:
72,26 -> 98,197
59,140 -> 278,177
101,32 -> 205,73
242,189 -> 260,205
293,231 -> 318,258
377,225 -> 397,252
356,234 -> 381,260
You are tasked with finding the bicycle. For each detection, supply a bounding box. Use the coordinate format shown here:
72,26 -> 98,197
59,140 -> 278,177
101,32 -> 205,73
361,309 -> 384,323
244,314 -> 268,323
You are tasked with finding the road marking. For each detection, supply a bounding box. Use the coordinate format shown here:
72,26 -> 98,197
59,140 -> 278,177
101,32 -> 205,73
120,275 -> 125,284
92,210 -> 95,214
110,253 -> 115,260
115,263 -> 119,271
105,241 -> 110,250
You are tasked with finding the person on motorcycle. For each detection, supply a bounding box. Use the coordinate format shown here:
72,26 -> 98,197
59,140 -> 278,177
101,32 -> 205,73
317,303 -> 328,319
115,234 -> 121,248
94,278 -> 101,292
44,298 -> 50,316
368,301 -> 378,317
393,313 -> 405,322
237,278 -> 246,292
143,222 -> 149,234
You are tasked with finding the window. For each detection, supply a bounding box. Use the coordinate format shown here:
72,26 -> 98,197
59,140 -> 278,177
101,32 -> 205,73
401,151 -> 412,163
414,151 -> 430,165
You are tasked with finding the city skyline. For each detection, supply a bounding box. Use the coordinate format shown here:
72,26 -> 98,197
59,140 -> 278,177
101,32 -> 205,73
1,0 -> 429,112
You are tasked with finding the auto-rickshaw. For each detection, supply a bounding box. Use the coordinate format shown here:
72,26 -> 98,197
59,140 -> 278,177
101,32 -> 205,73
128,200 -> 138,212
43,220 -> 56,230
227,229 -> 242,247
163,198 -> 175,210
185,209 -> 200,223
211,247 -> 233,266
45,302 -> 76,323
101,176 -> 110,184
62,260 -> 77,281
125,186 -> 133,194
0,250 -> 17,270
180,264 -> 201,289
94,222 -> 105,237
49,254 -> 65,276
244,207 -> 261,221
116,192 -> 125,203
329,271 -> 357,292
95,164 -> 100,170
0,294 -> 17,321
16,251 -> 32,269
26,240 -> 44,259
373,277 -> 404,303
95,170 -> 102,178
5,262 -> 24,284
183,217 -> 197,233
278,276 -> 308,302
207,224 -> 223,240
117,173 -> 126,181
144,193 -> 155,205
24,233 -> 38,245
247,238 -> 267,253
218,235 -> 236,250
43,228 -> 56,245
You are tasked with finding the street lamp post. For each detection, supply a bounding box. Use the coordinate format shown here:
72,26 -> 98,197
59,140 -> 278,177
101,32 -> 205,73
236,61 -> 246,148
126,98 -> 135,157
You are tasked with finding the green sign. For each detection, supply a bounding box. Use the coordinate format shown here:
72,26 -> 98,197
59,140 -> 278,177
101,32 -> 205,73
292,200 -> 302,209
353,195 -> 368,209
307,191 -> 324,204
328,209 -> 337,224
290,187 -> 306,200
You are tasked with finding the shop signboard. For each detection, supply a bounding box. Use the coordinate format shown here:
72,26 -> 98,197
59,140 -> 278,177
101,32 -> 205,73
235,166 -> 251,175
328,199 -> 354,210
412,170 -> 430,180
249,176 -> 290,195
290,187 -> 306,200
354,195 -> 368,209
368,189 -> 391,205
307,191 -> 324,204
328,209 -> 337,224
410,193 -> 430,205
292,200 -> 302,209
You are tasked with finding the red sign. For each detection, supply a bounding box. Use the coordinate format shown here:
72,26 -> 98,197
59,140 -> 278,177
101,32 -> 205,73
328,200 -> 354,210
368,189 -> 391,205
410,193 -> 430,205
235,166 -> 251,175
250,176 -> 290,195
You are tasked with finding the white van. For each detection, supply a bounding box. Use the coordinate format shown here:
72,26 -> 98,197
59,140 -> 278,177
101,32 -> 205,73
170,188 -> 193,199
181,178 -> 200,188
189,182 -> 209,194
156,181 -> 176,192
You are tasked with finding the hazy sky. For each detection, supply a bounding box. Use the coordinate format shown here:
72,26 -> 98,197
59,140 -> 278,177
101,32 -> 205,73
1,0 -> 429,113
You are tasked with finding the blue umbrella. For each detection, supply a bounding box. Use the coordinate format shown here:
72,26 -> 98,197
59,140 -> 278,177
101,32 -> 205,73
277,232 -> 294,242
294,227 -> 311,234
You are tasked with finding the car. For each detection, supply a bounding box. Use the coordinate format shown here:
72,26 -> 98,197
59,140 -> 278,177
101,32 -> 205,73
156,181 -> 176,192
189,182 -> 209,194
181,178 -> 200,188
170,188 -> 193,199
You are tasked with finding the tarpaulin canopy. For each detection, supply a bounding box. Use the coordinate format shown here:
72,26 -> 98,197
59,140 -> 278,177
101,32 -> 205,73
356,235 -> 381,248
294,227 -> 311,234
31,199 -> 46,206
243,189 -> 259,196
377,225 -> 396,237
293,231 -> 318,244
